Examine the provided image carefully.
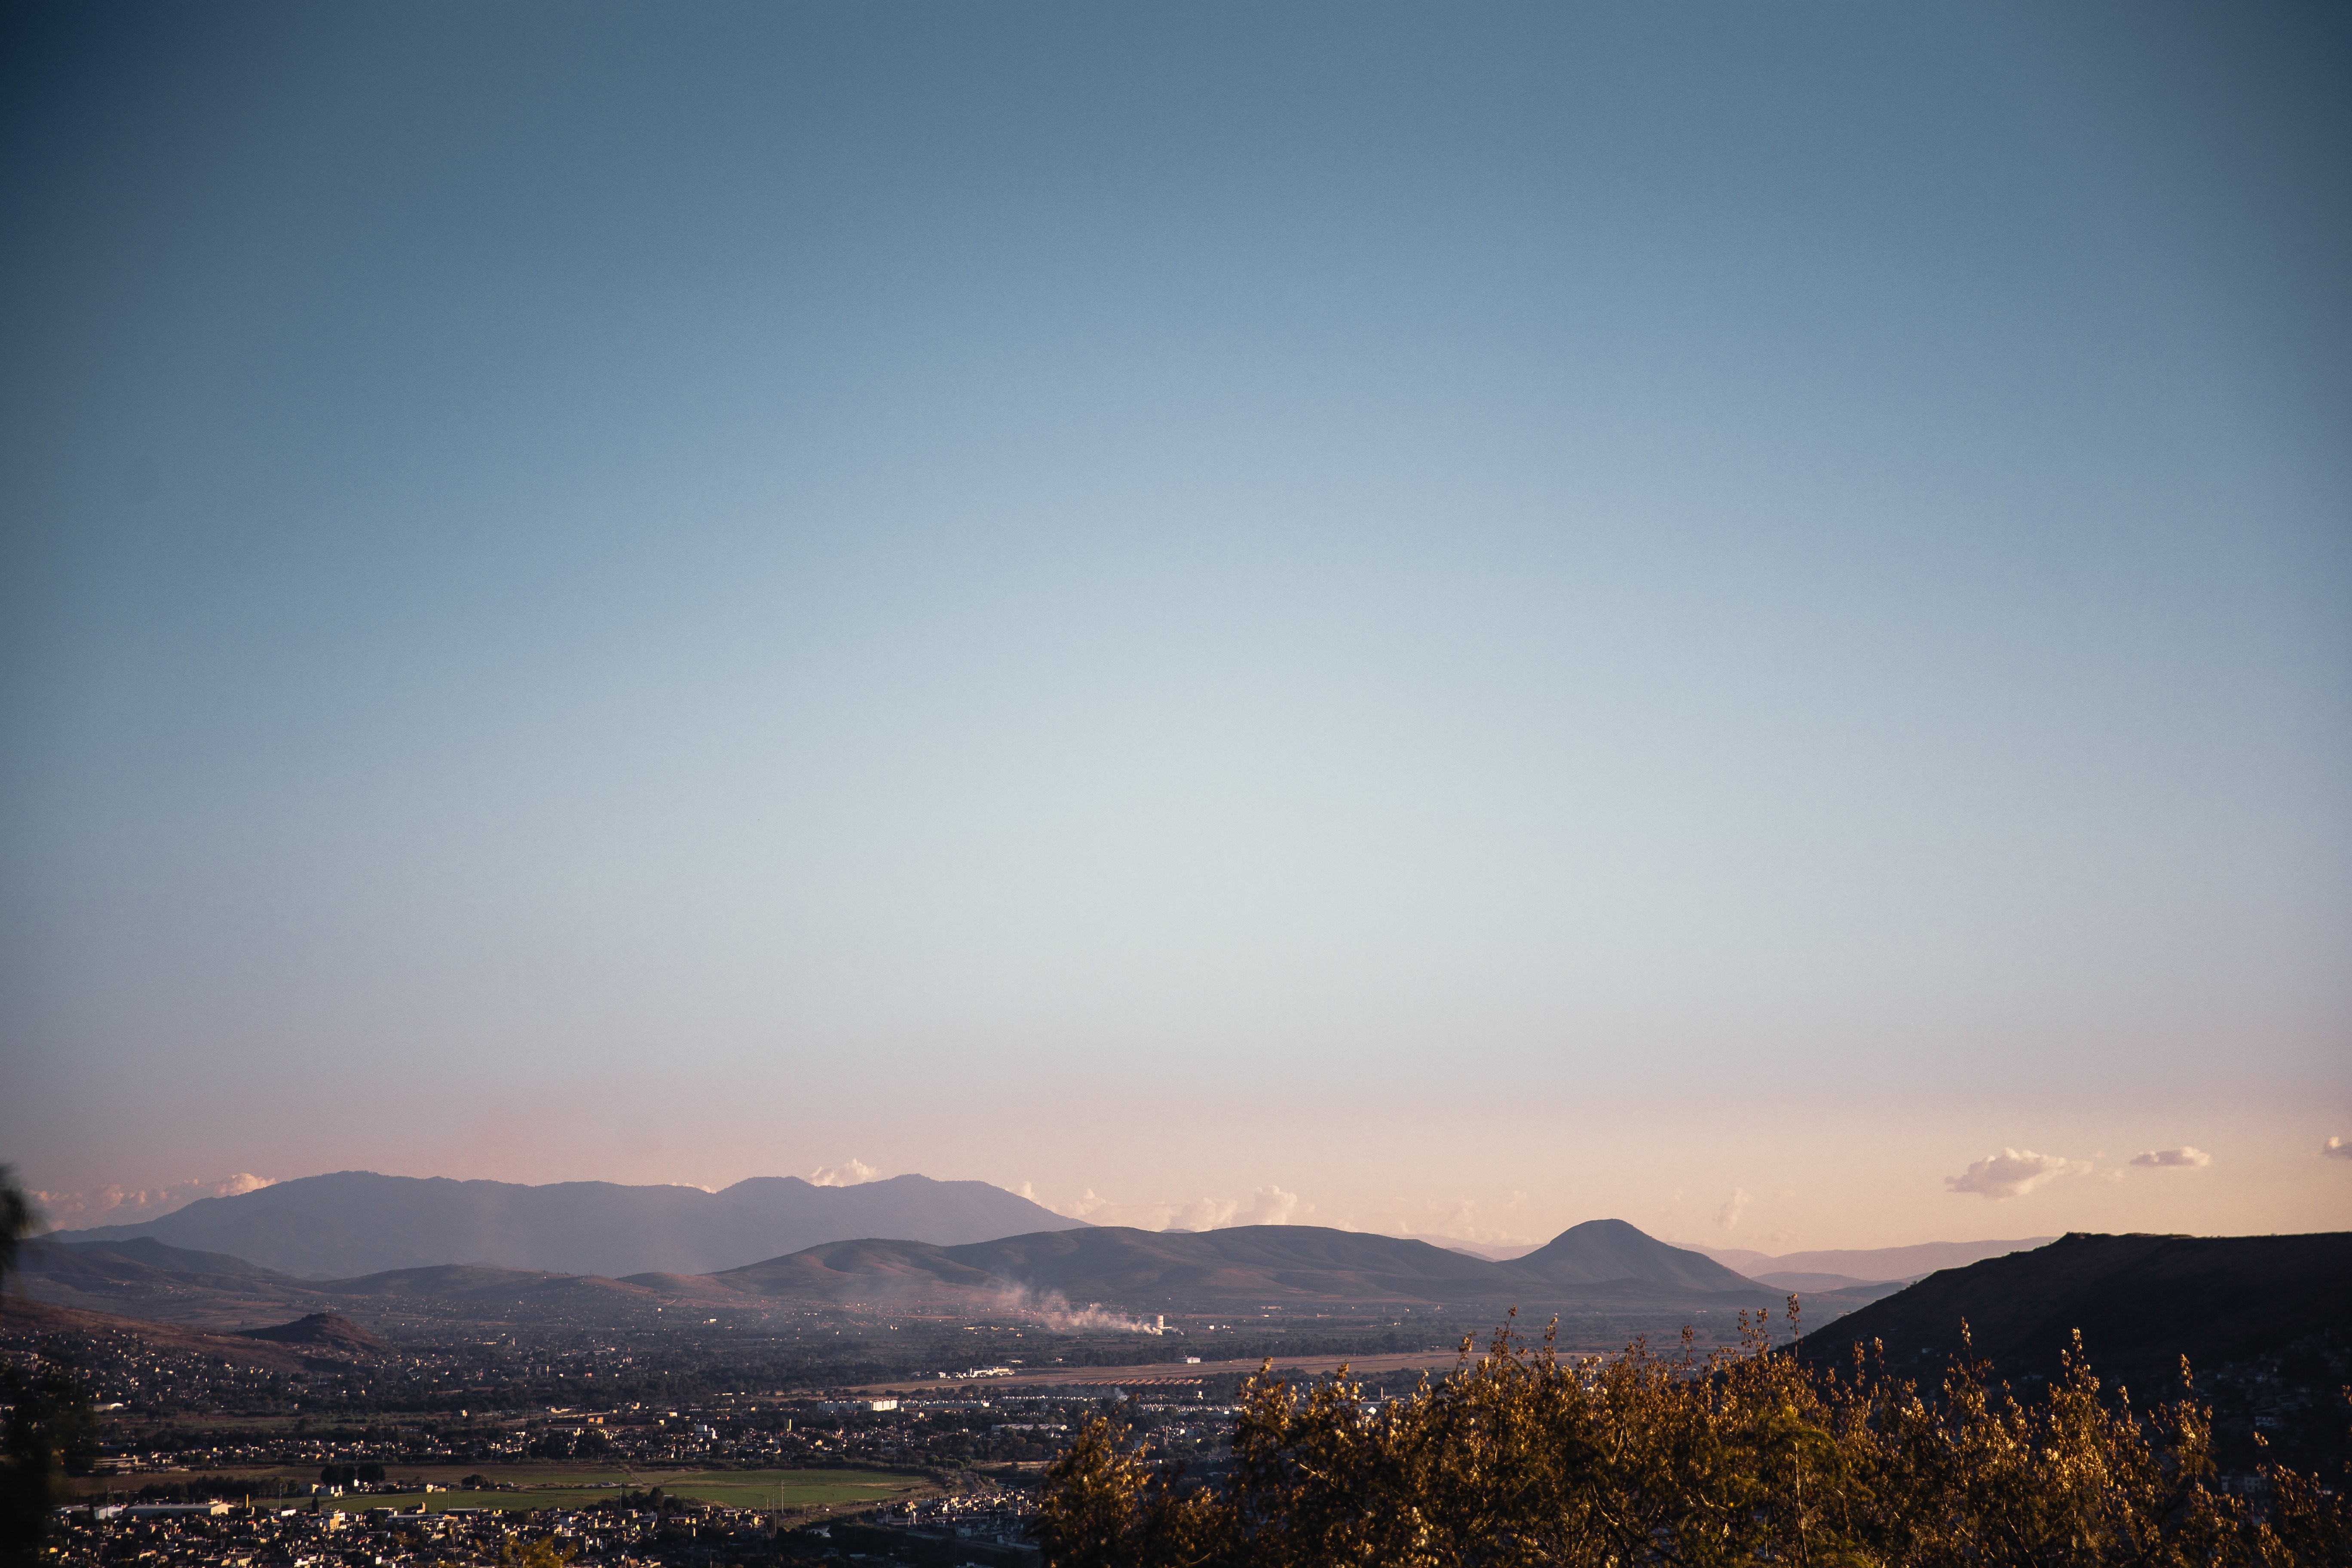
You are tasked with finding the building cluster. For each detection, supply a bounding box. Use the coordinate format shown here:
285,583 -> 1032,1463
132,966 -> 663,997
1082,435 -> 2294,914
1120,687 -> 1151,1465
47,1500 -> 701,1568
46,1490 -> 1059,1568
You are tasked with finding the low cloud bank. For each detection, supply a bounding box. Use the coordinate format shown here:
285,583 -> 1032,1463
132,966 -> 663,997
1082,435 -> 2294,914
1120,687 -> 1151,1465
805,1159 -> 881,1187
31,1173 -> 275,1231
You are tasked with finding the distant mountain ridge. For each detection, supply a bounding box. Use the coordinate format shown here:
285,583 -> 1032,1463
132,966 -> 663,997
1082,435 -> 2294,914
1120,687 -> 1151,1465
34,1235 -> 290,1280
685,1217 -> 1774,1309
47,1170 -> 1085,1278
1695,1237 -> 2055,1284
1512,1221 -> 1757,1292
18,1212 -> 1788,1326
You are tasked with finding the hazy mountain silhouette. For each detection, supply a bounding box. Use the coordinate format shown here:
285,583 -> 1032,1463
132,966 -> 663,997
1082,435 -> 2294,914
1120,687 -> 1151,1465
32,1235 -> 291,1279
47,1170 -> 1084,1277
1795,1231 -> 2352,1387
1696,1237 -> 2054,1283
693,1220 -> 1775,1308
1754,1271 -> 1908,1300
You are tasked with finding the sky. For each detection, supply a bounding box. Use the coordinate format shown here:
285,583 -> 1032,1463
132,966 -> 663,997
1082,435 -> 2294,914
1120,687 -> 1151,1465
3,1 -> 2347,1253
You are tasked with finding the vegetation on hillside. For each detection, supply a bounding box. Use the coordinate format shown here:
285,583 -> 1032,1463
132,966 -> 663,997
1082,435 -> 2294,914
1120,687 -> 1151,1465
1038,1305 -> 2350,1567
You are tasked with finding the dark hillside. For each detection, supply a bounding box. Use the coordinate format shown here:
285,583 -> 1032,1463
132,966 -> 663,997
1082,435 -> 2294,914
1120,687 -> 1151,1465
0,1297 -> 325,1375
235,1311 -> 390,1355
714,1222 -> 1786,1311
40,1237 -> 288,1278
1795,1231 -> 2352,1389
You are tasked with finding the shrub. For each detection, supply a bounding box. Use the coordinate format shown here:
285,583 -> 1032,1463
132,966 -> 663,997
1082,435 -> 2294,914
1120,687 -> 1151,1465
1038,1306 -> 2350,1567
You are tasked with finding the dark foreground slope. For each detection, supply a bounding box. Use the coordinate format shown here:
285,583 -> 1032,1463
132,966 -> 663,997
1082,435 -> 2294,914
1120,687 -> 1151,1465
1795,1231 -> 2352,1389
47,1170 -> 1085,1277
696,1221 -> 1783,1311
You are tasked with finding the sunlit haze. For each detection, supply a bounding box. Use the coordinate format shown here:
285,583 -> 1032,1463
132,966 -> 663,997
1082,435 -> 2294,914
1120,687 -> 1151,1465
3,2 -> 2347,1254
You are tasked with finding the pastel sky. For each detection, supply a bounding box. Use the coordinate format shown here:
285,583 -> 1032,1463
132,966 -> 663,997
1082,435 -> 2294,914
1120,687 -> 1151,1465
3,2 -> 2347,1252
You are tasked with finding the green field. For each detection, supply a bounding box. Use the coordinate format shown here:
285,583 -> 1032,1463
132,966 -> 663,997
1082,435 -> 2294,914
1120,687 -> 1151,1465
333,1469 -> 928,1513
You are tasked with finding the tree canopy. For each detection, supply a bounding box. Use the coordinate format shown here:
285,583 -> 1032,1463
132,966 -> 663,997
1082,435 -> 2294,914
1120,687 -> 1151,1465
1038,1306 -> 2349,1567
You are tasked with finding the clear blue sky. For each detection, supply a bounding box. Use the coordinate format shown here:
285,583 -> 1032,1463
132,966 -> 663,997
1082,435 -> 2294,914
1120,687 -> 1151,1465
3,2 -> 2346,1248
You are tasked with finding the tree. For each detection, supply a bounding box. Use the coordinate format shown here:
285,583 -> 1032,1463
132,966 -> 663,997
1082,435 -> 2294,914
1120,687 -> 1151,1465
1,1365 -> 99,1568
0,1169 -> 37,1291
0,1167 -> 80,1568
498,1536 -> 576,1568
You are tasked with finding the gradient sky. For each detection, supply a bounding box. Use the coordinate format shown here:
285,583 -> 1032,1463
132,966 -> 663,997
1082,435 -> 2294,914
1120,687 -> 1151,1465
3,2 -> 2347,1252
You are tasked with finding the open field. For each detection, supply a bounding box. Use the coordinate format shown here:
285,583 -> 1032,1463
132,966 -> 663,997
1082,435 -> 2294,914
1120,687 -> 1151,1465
69,1465 -> 937,1514
858,1348 -> 1467,1393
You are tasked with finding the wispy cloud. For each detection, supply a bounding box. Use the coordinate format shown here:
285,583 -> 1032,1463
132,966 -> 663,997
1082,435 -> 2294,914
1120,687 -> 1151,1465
1714,1188 -> 1750,1231
31,1173 -> 276,1231
2129,1147 -> 2211,1169
1357,1196 -> 1542,1249
1037,1185 -> 1298,1231
1944,1148 -> 2086,1200
2323,1137 -> 2352,1162
805,1159 -> 880,1187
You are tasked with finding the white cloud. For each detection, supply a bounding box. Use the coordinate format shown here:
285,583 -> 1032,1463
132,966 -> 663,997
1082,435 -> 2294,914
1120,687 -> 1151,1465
30,1173 -> 276,1231
1057,1188 -> 1109,1220
1715,1188 -> 1750,1231
1944,1148 -> 2087,1200
2322,1137 -> 2352,1162
805,1159 -> 880,1188
2129,1147 -> 2211,1169
1235,1185 -> 1299,1226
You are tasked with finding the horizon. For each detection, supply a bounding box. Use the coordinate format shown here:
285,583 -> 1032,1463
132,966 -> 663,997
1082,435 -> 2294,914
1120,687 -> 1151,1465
4,3 -> 2348,1253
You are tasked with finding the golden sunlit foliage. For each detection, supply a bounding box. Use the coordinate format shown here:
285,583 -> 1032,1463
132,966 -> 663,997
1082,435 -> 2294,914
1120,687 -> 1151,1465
1038,1305 -> 2349,1567
494,1535 -> 576,1568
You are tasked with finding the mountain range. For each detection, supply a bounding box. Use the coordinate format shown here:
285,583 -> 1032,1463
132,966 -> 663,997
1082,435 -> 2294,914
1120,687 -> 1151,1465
22,1216 -> 1785,1332
679,1218 -> 1771,1310
46,1170 -> 1083,1277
